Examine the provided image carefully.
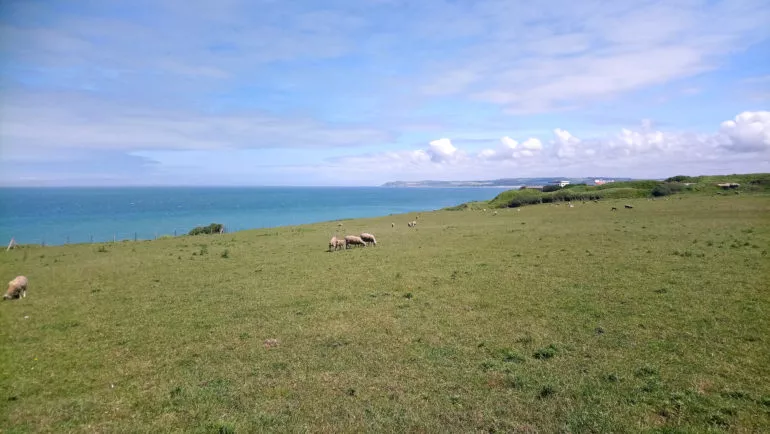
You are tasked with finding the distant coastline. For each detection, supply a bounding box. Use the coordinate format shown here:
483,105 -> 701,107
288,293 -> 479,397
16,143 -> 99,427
382,184 -> 524,189
381,177 -> 633,188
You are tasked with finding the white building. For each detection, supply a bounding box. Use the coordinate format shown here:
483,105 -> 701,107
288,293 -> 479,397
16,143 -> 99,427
594,179 -> 615,186
558,180 -> 570,187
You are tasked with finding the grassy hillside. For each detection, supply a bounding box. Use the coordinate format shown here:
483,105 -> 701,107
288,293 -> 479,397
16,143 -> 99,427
457,173 -> 770,210
2,195 -> 770,432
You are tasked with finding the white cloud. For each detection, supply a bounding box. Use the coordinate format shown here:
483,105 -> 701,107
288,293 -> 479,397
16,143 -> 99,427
718,111 -> 770,152
0,90 -> 394,159
426,138 -> 460,162
328,111 -> 770,180
415,0 -> 769,113
553,129 -> 583,159
479,136 -> 543,160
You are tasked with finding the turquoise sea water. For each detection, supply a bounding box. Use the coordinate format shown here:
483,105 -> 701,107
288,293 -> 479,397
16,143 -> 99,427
0,187 -> 512,246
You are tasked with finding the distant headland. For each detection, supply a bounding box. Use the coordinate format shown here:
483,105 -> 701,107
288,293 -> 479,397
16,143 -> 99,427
380,177 -> 634,188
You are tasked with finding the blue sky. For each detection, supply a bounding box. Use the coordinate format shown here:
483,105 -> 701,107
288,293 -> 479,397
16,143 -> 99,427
0,0 -> 768,186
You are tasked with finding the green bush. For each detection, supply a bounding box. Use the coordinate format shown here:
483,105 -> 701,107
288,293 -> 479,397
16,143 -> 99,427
542,185 -> 562,192
665,175 -> 698,183
652,182 -> 687,197
652,184 -> 673,197
188,223 -> 224,236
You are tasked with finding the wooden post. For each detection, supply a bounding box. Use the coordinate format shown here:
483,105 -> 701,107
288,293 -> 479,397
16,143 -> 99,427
6,238 -> 16,251
134,232 -> 137,241
174,229 -> 177,237
113,234 -> 116,243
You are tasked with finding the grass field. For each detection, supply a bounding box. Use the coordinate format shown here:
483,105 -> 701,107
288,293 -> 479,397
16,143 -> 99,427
1,194 -> 769,433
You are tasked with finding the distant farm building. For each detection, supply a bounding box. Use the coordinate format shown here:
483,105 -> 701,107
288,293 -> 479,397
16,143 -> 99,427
594,179 -> 615,186
558,180 -> 570,187
716,183 -> 740,189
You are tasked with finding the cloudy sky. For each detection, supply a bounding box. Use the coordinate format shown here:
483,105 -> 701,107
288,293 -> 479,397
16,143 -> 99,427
0,0 -> 768,186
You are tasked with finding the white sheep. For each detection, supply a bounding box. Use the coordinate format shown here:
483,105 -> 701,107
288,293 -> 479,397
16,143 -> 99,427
392,222 -> 395,228
344,235 -> 367,248
360,233 -> 377,246
3,276 -> 28,300
329,236 -> 345,251
492,210 -> 498,215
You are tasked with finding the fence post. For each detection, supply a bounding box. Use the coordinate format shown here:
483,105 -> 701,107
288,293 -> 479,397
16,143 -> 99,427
134,232 -> 137,241
174,229 -> 177,237
113,234 -> 116,243
66,235 -> 69,244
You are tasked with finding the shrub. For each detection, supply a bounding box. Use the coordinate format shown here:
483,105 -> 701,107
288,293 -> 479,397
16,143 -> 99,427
652,184 -> 673,197
188,223 -> 224,236
542,184 -> 562,192
665,175 -> 697,183
652,182 -> 687,197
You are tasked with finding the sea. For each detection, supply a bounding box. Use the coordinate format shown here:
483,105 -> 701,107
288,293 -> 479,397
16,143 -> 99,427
0,187 -> 513,246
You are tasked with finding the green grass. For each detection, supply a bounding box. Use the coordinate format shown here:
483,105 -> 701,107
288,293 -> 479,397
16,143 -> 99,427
2,195 -> 770,432
478,173 -> 770,209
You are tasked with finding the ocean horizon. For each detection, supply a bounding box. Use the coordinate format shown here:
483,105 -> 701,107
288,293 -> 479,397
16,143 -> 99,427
0,186 -> 514,246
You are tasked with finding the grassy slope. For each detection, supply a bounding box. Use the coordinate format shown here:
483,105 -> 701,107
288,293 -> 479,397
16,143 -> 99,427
470,173 -> 770,210
1,195 -> 770,433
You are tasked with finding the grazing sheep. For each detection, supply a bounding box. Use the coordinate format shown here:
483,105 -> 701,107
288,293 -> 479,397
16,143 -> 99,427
3,276 -> 28,300
492,210 -> 498,215
392,222 -> 395,228
360,233 -> 377,246
611,207 -> 617,211
344,235 -> 367,248
329,236 -> 345,251
624,204 -> 634,209
408,221 -> 417,228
